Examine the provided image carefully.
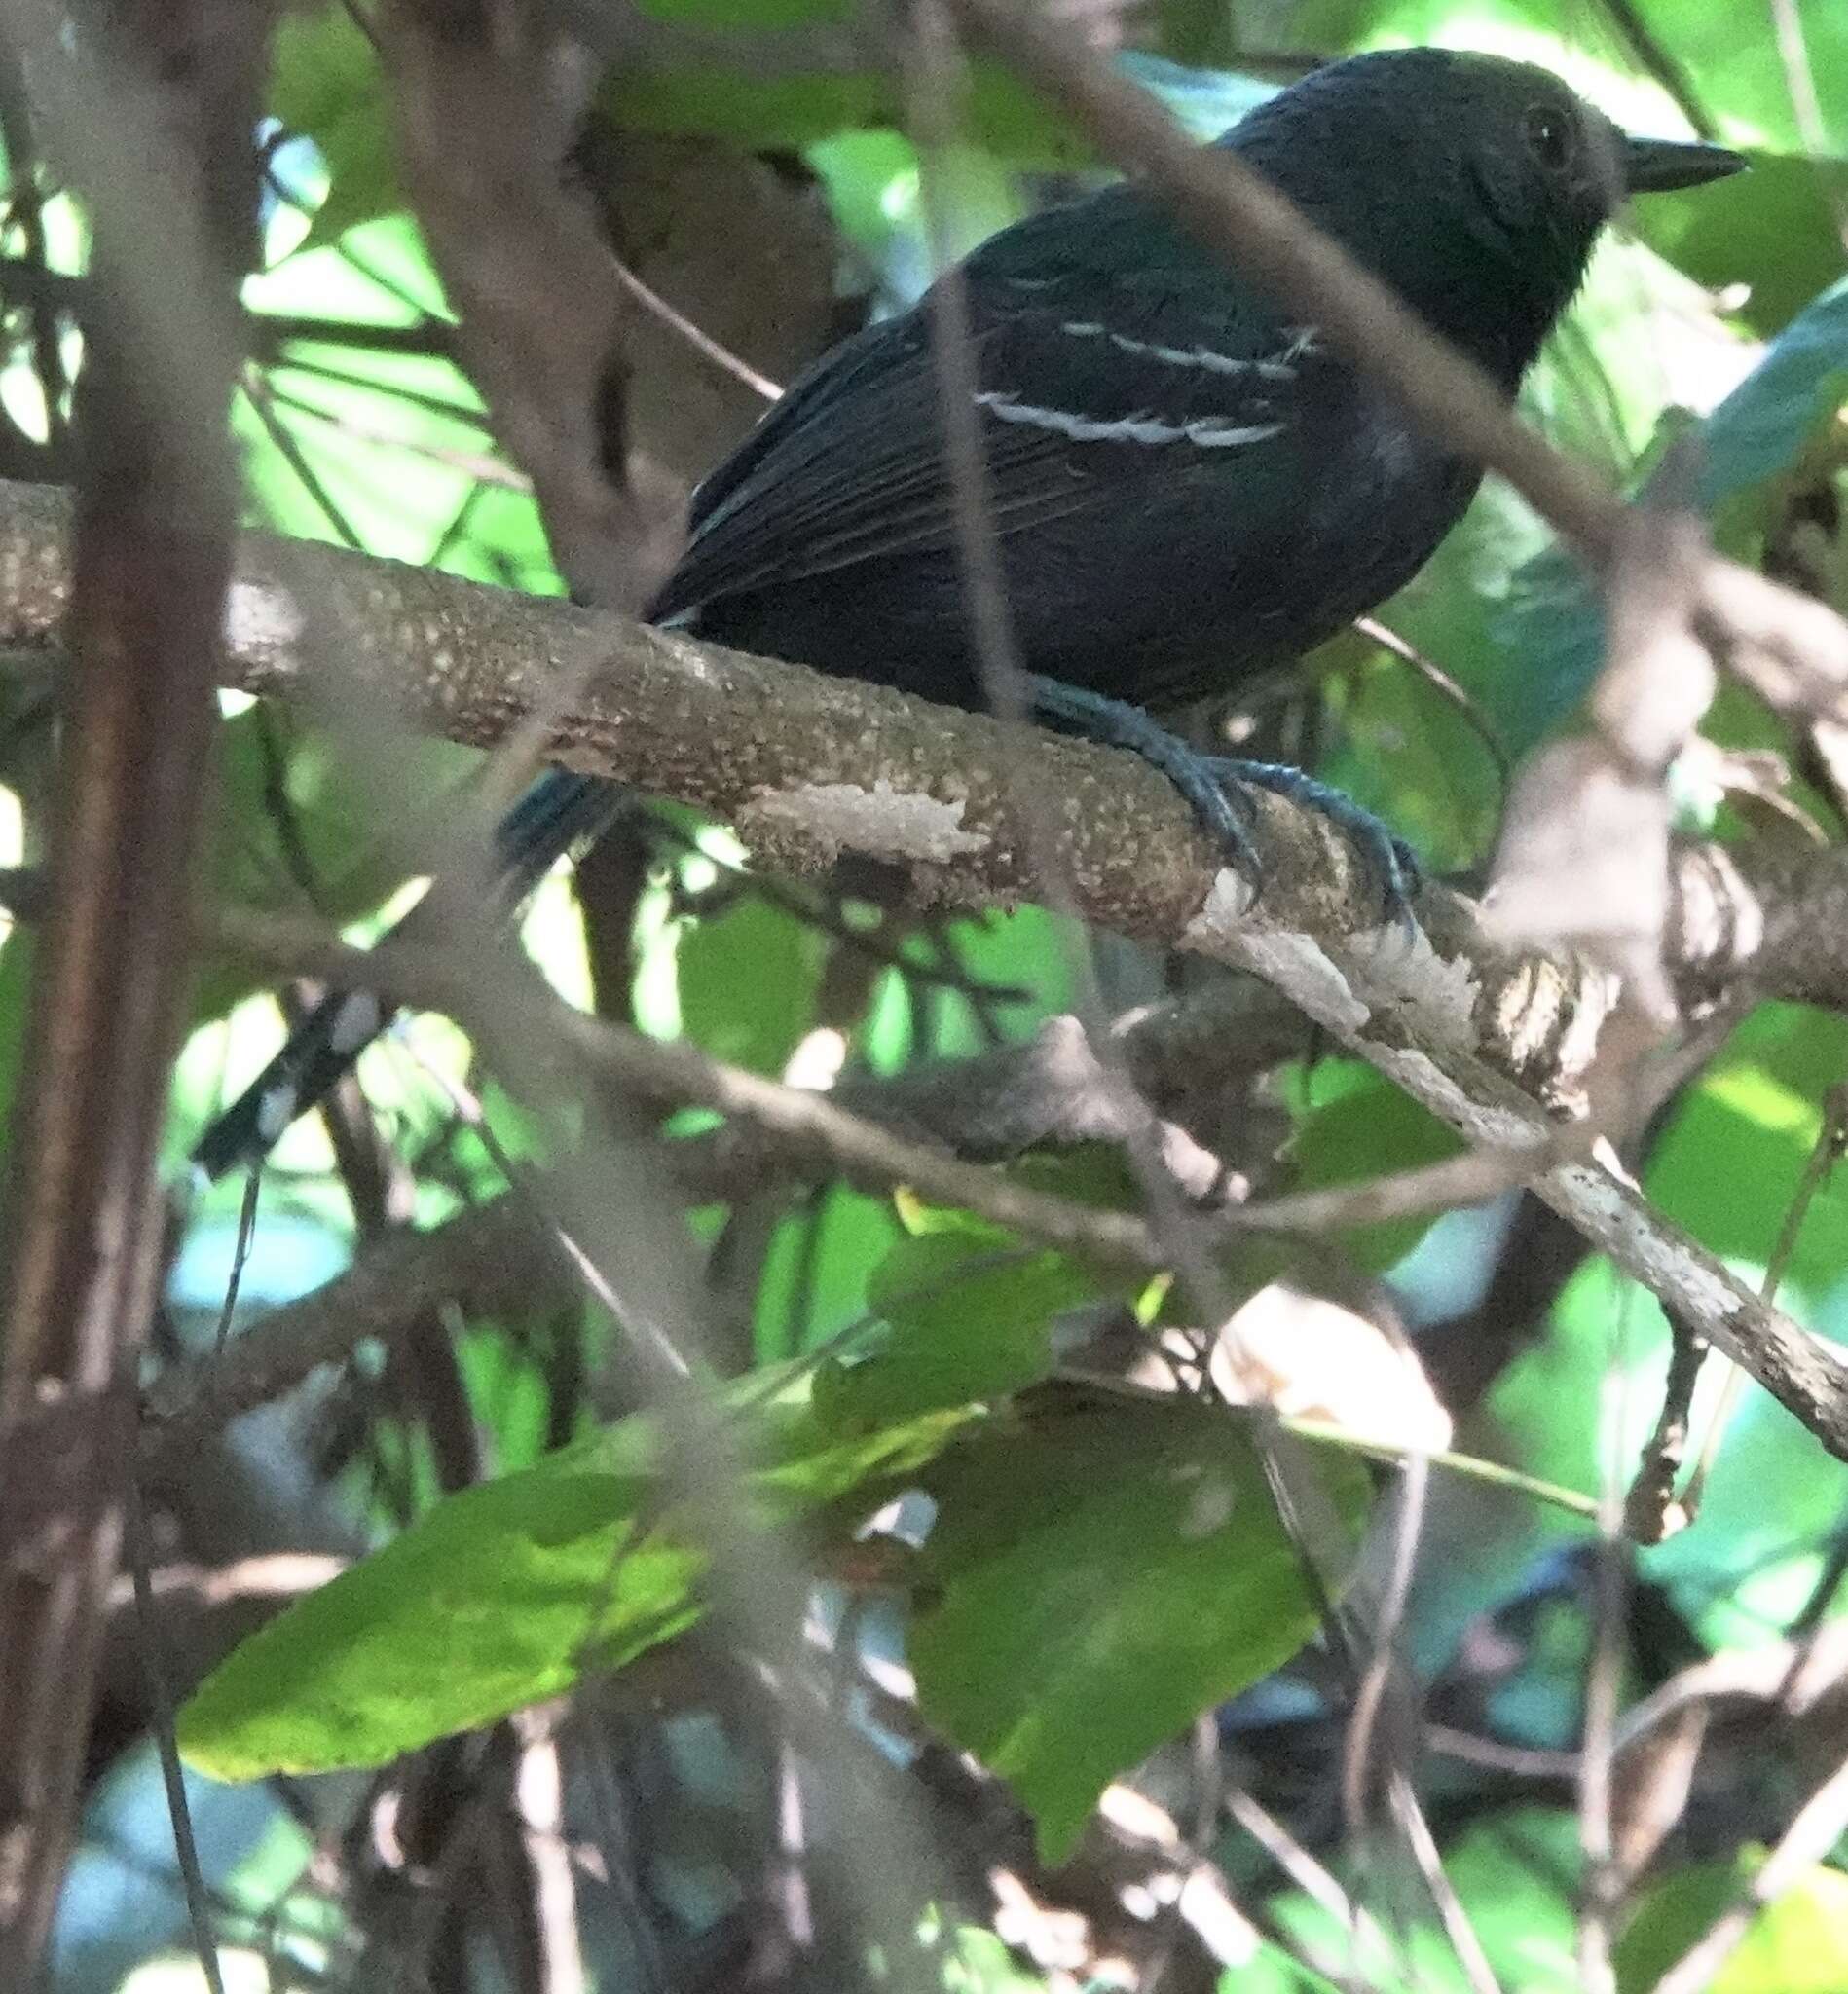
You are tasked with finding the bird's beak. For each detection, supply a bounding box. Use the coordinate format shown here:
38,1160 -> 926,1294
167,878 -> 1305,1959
1622,134 -> 1748,195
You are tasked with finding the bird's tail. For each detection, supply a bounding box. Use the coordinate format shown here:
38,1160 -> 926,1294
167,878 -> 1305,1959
190,765 -> 627,1180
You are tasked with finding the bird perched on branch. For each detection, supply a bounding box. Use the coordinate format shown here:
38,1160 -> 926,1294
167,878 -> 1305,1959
194,46 -> 1741,1179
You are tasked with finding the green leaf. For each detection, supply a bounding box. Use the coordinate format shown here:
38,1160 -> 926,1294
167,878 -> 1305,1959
1318,640 -> 1505,874
911,1399 -> 1368,1863
243,209 -> 559,588
1616,0 -> 1848,161
1616,1862 -> 1848,1994
1634,156 -> 1848,339
610,51 -> 1273,165
610,69 -> 887,152
1647,1005 -> 1848,1300
1006,1143 -> 1148,1215
1267,1805 -> 1581,1992
1444,1806 -> 1582,1991
753,1183 -> 906,1364
633,0 -> 849,26
269,2 -> 401,244
179,1466 -> 694,1779
1497,275 -> 1848,746
815,1230 -> 1100,1429
194,712 -> 474,1023
179,1397 -> 974,1779
0,929 -> 35,1146
607,58 -> 1086,163
1698,277 -> 1848,519
749,1399 -> 979,1511
677,894 -> 827,1077
1286,1066 -> 1463,1273
1273,0 -> 1848,161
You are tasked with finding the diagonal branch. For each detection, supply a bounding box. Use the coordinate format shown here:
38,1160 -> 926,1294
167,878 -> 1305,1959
0,480 -> 1841,1447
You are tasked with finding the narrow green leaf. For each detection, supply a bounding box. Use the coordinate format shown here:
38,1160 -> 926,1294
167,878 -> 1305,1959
1635,157 -> 1848,339
178,1468 -> 690,1780
0,930 -> 35,1146
179,1399 -> 974,1780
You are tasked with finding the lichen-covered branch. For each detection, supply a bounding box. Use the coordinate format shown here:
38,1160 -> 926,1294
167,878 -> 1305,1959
0,476 -> 1845,1450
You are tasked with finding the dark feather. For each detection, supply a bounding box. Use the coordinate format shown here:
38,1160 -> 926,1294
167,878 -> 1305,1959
192,49 -> 1745,1177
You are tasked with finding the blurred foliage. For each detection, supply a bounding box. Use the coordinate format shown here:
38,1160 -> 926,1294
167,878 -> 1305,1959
1614,1860 -> 1848,1991
179,1388 -> 979,1779
0,0 -> 1844,1987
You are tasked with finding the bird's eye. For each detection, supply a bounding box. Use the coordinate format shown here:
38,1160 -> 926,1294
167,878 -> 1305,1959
1524,103 -> 1575,171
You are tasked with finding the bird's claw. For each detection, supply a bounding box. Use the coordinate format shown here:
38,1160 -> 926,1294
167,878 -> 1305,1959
1021,679 -> 1420,929
1196,757 -> 1423,931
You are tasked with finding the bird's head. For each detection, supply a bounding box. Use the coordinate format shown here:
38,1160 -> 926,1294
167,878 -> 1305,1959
1227,48 -> 1744,385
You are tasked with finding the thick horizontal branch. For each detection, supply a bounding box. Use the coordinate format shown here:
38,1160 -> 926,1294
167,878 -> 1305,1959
1,478 -> 1845,1453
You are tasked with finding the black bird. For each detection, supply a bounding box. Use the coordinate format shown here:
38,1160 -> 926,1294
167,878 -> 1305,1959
193,47 -> 1742,1179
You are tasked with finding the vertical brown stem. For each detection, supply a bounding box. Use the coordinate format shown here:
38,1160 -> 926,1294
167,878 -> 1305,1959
0,2 -> 274,1975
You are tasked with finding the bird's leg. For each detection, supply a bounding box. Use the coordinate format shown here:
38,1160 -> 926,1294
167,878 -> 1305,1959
1026,675 -> 1418,920
1197,757 -> 1422,919
1026,676 -> 1262,865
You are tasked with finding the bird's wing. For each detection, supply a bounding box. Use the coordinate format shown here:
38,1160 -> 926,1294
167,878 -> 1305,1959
651,201 -> 1317,621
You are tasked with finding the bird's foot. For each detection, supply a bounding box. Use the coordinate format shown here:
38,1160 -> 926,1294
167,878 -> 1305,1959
1024,677 -> 1418,924
1197,757 -> 1422,927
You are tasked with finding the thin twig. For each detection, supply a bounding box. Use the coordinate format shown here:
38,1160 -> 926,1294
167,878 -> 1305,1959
1387,1773 -> 1502,1994
1652,1745 -> 1848,1994
1765,0 -> 1848,250
1579,1308 -> 1637,1994
126,1479 -> 227,1994
1682,1080 -> 1848,1516
1623,1310 -> 1707,1543
607,247 -> 783,402
1353,614 -> 1511,802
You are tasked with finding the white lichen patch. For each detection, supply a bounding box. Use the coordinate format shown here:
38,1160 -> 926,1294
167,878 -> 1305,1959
1679,842 -> 1765,968
652,623 -> 730,687
1215,925 -> 1371,1036
748,779 -> 990,863
1515,952 -> 1618,1085
1490,958 -> 1548,1071
224,576 -> 305,660
1170,1463 -> 1238,1539
1342,920 -> 1481,1045
1177,867 -> 1257,950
